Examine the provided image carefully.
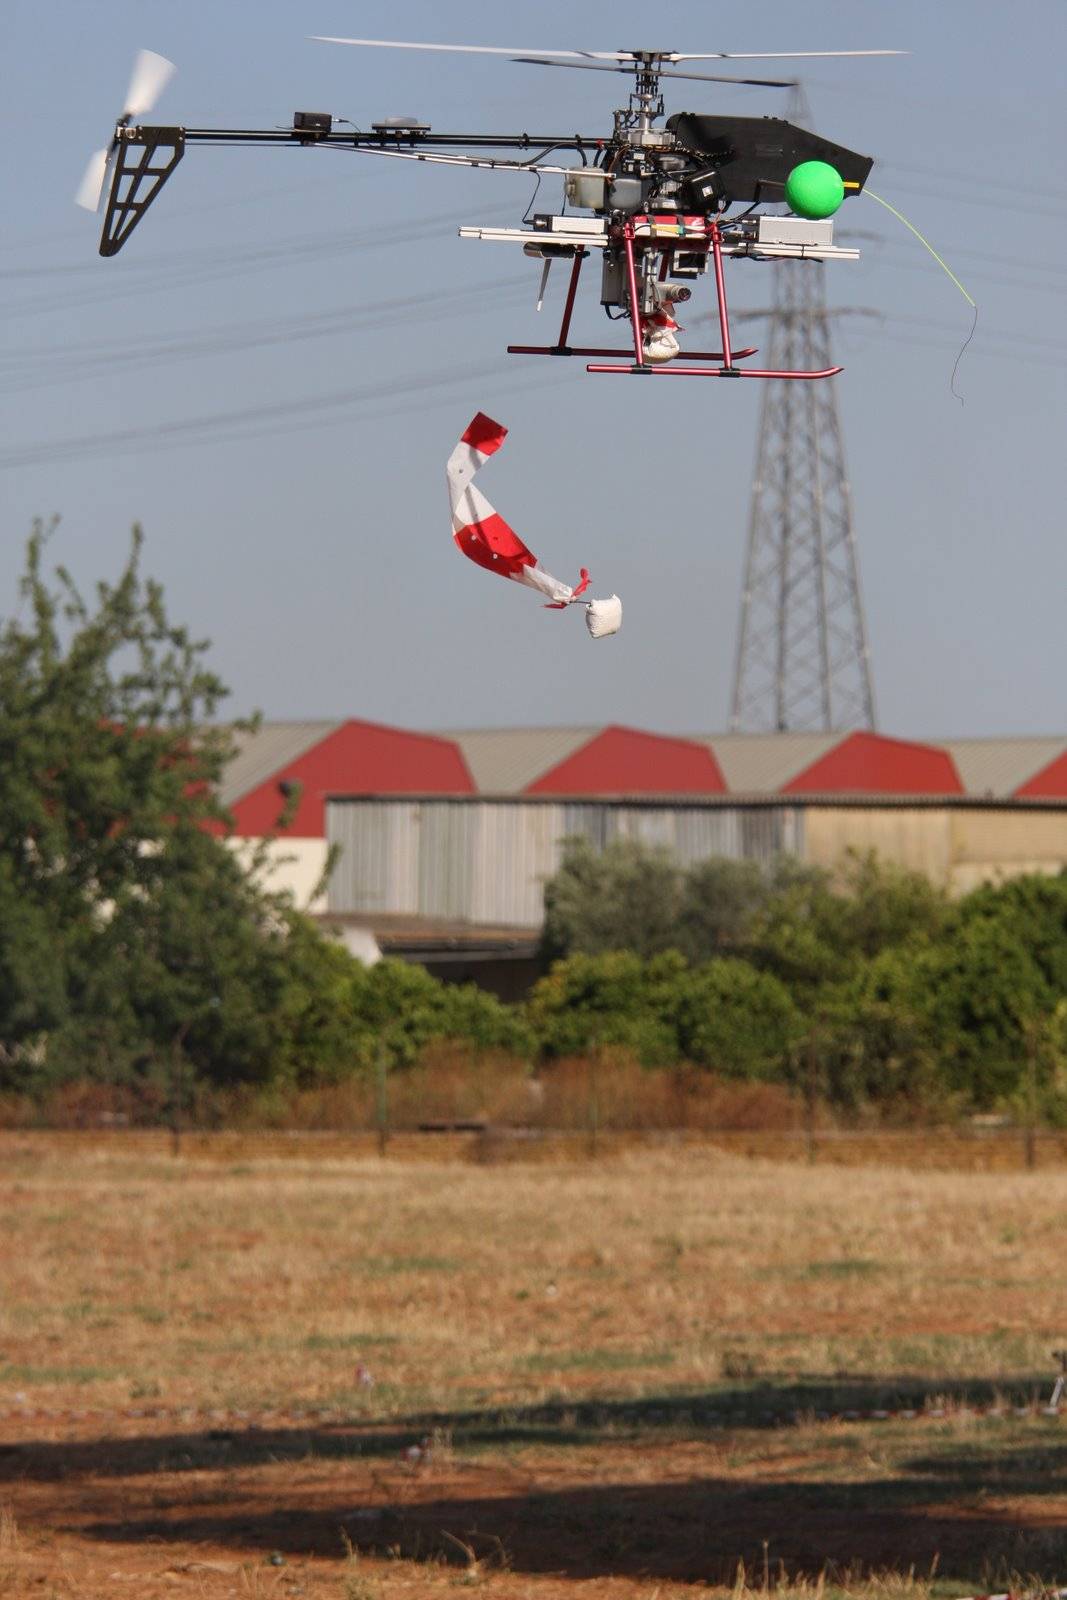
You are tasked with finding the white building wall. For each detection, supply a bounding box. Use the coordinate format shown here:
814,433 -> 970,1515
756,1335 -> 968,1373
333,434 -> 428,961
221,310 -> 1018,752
227,836 -> 332,913
326,800 -> 806,928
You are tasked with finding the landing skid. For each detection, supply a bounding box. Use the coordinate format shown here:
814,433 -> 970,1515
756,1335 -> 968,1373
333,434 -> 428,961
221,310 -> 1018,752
587,364 -> 842,380
506,222 -> 843,381
508,345 -> 760,362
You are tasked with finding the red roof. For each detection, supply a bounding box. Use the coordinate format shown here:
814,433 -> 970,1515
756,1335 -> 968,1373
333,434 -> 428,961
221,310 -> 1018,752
781,731 -> 964,796
525,725 -> 727,796
218,720 -> 1065,834
229,719 -> 474,836
1016,749 -> 1067,798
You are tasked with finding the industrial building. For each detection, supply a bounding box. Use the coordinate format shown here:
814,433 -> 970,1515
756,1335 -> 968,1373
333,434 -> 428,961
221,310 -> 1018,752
217,720 -> 1067,989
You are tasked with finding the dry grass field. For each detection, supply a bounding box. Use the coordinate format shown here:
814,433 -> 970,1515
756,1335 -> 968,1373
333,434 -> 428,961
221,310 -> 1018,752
2,1133 -> 1066,1600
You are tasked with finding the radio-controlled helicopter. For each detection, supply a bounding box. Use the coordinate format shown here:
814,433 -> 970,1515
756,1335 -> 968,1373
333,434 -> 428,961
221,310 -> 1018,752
77,39 -> 901,380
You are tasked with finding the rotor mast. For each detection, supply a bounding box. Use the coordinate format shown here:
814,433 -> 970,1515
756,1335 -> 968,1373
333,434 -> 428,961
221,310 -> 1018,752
617,52 -> 667,139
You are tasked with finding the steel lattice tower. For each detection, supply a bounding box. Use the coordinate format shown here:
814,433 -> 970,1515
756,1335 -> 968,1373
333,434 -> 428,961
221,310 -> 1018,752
729,102 -> 876,732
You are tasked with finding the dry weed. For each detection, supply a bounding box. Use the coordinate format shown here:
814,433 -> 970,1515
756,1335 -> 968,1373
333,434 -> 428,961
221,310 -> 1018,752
342,1531 -> 381,1600
2,1132 -> 1066,1600
2,1137 -> 1067,1417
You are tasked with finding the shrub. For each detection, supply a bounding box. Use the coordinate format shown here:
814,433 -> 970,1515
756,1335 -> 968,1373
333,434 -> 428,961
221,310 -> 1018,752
541,838 -> 683,961
675,959 -> 804,1078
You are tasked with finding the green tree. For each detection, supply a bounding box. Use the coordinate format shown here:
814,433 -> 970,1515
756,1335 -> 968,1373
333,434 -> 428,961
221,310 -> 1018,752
834,852 -> 949,958
920,913 -> 1060,1107
747,852 -> 946,997
951,872 -> 1067,997
345,958 -> 532,1068
675,856 -> 769,962
0,525 -> 235,915
824,874 -> 1067,1113
816,954 -> 945,1114
272,913 -> 374,1087
675,958 -> 804,1078
0,859 -> 67,1040
526,949 -> 686,1065
541,837 -> 682,961
0,523 -> 306,1093
744,866 -> 846,994
48,823 -> 294,1090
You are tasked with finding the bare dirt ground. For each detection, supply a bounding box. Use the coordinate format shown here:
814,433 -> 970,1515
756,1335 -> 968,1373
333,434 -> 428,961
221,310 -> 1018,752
2,1134 -> 1066,1599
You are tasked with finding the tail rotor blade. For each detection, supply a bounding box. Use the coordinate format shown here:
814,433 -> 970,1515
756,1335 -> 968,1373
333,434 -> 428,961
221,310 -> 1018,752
123,48 -> 175,118
75,147 -> 111,211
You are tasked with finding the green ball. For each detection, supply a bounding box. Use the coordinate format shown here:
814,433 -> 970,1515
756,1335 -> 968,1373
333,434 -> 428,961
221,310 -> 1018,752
785,160 -> 845,220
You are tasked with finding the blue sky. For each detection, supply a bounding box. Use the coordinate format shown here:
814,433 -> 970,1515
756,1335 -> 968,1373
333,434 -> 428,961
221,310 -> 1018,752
3,0 -> 1065,736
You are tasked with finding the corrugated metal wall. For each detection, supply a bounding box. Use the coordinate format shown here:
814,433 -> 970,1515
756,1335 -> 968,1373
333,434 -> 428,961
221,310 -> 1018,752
326,799 -> 806,926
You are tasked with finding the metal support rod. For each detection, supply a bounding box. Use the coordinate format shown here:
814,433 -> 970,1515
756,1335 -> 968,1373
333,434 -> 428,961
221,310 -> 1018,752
556,250 -> 584,348
709,221 -> 733,369
622,227 -> 645,366
172,127 -> 597,151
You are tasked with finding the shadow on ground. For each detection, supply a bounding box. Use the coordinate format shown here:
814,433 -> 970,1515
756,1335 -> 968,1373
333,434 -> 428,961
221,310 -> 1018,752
5,1379 -> 1066,1587
73,1462 -> 1067,1587
1,1375 -> 1056,1482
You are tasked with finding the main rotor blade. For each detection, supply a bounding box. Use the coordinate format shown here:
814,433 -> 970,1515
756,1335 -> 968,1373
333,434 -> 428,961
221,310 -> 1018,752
75,147 -> 111,211
309,38 -> 906,65
670,50 -> 906,62
513,57 -> 795,88
124,48 -> 175,117
310,36 -> 627,60
655,66 -> 797,86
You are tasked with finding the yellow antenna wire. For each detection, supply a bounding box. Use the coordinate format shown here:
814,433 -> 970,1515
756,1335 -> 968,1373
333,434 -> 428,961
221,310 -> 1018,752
864,188 -> 977,307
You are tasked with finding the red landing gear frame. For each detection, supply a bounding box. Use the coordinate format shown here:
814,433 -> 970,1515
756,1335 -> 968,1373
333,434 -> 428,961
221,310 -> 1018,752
507,220 -> 842,381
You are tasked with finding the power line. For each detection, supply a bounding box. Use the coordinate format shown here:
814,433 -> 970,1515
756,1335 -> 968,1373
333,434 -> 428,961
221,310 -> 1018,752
0,275 -> 534,394
853,235 -> 1067,280
108,361 -> 583,464
0,352 -> 579,471
1,201 -> 518,319
880,158 -> 1067,207
858,250 -> 1067,298
866,176 -> 1065,223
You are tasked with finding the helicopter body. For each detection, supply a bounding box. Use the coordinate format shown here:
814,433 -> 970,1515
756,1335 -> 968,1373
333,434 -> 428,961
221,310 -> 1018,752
80,42 -> 894,380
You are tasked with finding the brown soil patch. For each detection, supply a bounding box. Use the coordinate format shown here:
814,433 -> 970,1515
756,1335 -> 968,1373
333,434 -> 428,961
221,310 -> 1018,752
4,1415 -> 1067,1599
3,1135 -> 1067,1598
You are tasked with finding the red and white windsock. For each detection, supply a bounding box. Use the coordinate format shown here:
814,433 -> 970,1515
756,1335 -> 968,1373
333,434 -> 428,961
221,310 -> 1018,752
447,413 -> 621,638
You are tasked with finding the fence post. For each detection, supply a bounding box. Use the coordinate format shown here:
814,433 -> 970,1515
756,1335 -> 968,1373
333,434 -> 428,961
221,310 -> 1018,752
170,1019 -> 192,1159
375,1041 -> 390,1157
1024,1021 -> 1038,1172
171,1036 -> 183,1158
805,1031 -> 820,1165
588,1044 -> 600,1159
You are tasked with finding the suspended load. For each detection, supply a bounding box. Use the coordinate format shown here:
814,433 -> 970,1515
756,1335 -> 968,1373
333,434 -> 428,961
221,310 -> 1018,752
446,413 -> 621,638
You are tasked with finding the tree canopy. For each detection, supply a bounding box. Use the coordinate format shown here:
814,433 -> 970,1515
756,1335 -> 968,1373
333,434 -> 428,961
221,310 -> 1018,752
0,524 -> 243,1071
2,525 -> 1064,1127
535,835 -> 1067,1115
0,525 -> 521,1102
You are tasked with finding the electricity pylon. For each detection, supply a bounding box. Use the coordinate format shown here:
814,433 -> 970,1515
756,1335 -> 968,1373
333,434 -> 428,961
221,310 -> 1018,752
728,94 -> 877,733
